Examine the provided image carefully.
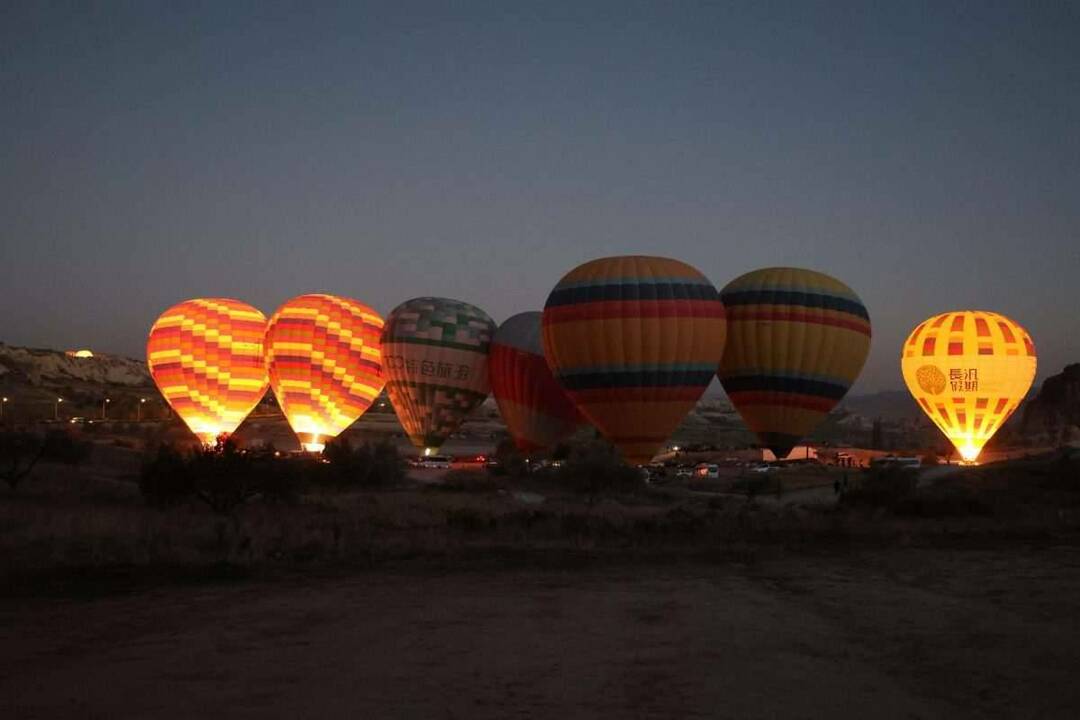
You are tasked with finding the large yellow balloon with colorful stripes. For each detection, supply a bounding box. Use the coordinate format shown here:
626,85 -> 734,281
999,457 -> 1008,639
146,298 -> 269,445
901,311 -> 1036,463
265,294 -> 386,452
718,267 -> 871,460
542,256 -> 727,465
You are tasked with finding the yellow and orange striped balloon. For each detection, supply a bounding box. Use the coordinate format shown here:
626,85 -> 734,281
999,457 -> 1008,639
265,294 -> 386,452
901,310 -> 1036,463
147,298 -> 269,445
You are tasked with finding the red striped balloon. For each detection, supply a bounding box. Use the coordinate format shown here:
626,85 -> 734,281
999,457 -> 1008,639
489,312 -> 583,453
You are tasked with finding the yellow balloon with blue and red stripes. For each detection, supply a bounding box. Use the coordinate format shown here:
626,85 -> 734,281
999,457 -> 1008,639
542,256 -> 727,465
718,267 -> 871,460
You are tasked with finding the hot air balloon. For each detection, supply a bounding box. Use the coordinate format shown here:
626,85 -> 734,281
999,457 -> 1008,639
146,298 -> 269,445
542,256 -> 727,465
901,311 -> 1036,463
489,312 -> 584,453
718,267 -> 871,460
264,294 -> 386,452
382,297 -> 495,454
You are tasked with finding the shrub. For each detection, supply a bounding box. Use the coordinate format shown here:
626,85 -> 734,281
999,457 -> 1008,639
732,475 -> 773,497
0,430 -> 45,490
492,437 -> 526,476
139,443 -> 196,507
840,465 -> 918,509
1037,453 -> 1080,492
0,429 -> 90,490
368,439 -> 406,486
551,440 -> 644,502
321,437 -> 405,488
187,437 -> 263,513
140,438 -> 293,513
893,483 -> 991,517
139,437 -> 407,511
41,430 -> 92,466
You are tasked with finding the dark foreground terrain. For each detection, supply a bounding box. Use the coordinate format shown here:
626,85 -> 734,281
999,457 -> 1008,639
3,547 -> 1080,719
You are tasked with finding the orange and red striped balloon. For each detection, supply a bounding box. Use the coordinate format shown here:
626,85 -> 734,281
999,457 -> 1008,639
264,294 -> 386,452
147,298 -> 269,445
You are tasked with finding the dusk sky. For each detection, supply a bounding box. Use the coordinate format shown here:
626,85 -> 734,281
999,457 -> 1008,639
2,1 -> 1077,393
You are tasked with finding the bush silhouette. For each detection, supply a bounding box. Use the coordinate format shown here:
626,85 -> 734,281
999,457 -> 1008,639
139,436 -> 405,512
551,440 -> 643,503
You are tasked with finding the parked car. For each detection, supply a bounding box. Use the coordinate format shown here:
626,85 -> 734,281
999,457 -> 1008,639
694,463 -> 720,480
870,456 -> 922,470
418,454 -> 452,469
675,466 -> 694,479
451,454 -> 487,469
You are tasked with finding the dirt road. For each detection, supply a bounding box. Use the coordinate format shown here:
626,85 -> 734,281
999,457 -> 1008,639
3,548 -> 1080,719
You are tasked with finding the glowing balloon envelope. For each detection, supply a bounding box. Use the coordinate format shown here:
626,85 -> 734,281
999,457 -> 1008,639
542,256 -> 727,465
489,312 -> 584,453
718,267 -> 871,460
264,294 -> 386,452
381,297 -> 495,454
147,298 -> 269,445
901,311 -> 1036,463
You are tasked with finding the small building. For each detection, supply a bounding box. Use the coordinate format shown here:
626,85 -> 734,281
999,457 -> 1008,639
762,445 -> 818,462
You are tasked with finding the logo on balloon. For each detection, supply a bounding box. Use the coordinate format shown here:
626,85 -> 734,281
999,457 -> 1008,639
916,365 -> 947,395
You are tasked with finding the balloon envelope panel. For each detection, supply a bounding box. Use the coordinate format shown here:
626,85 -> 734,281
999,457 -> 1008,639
718,267 -> 871,459
490,312 -> 582,452
147,298 -> 269,445
901,311 -> 1036,462
382,297 -> 495,451
264,294 -> 386,450
542,256 -> 727,465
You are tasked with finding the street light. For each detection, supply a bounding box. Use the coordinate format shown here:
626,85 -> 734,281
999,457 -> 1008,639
1,396 -> 8,421
102,397 -> 111,420
138,397 -> 146,422
55,397 -> 63,421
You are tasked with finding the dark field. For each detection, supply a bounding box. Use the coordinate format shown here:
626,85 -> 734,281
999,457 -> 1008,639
3,446 -> 1080,718
4,549 -> 1080,719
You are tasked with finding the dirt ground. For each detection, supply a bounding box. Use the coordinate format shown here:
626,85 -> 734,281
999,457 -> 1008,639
3,547 -> 1080,719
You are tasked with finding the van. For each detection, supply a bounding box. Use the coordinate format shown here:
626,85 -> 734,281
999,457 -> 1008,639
870,456 -> 921,471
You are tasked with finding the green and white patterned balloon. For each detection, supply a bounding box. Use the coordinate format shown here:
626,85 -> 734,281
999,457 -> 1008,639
381,297 -> 495,452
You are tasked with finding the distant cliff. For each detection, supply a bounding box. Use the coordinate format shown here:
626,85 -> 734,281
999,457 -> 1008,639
1022,364 -> 1080,444
0,343 -> 150,388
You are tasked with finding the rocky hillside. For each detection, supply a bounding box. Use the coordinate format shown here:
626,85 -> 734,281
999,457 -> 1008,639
0,344 -> 150,389
0,344 -> 154,421
838,390 -> 922,423
1022,364 -> 1080,444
